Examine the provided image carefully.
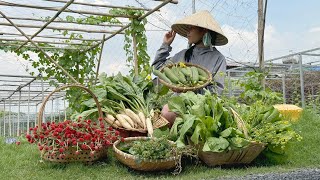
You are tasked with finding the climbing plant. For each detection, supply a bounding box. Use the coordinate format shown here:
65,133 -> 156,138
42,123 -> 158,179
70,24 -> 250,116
110,9 -> 151,78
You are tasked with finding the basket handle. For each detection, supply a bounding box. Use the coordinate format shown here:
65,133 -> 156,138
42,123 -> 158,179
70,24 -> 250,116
230,108 -> 249,139
37,84 -> 103,128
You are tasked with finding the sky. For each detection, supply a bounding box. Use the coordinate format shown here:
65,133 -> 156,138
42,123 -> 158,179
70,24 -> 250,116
0,0 -> 320,77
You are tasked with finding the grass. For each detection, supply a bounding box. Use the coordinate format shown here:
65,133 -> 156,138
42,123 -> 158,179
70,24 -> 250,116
1,109 -> 320,180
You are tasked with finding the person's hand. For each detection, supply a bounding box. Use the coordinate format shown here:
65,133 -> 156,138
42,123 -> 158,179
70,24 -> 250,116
163,30 -> 176,46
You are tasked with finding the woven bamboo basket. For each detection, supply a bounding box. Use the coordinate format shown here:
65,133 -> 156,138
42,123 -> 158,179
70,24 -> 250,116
158,63 -> 213,93
196,108 -> 266,166
37,84 -> 107,163
113,137 -> 179,171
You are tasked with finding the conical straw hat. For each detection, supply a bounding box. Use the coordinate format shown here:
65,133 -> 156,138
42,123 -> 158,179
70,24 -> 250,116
171,10 -> 228,46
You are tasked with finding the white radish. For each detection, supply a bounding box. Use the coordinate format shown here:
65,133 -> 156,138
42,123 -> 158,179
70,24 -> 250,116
138,112 -> 146,130
104,117 -> 119,128
105,114 -> 119,127
124,109 -> 144,128
119,114 -> 135,128
116,114 -> 132,129
114,120 -> 121,127
106,114 -> 115,121
146,118 -> 153,137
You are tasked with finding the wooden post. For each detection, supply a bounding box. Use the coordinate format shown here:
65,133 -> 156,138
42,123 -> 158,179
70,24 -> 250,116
95,35 -> 106,84
258,0 -> 265,89
133,33 -> 139,76
258,0 -> 267,89
192,0 -> 196,13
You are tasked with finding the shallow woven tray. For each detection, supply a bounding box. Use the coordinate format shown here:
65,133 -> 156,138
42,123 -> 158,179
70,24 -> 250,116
158,63 -> 213,93
195,108 -> 265,166
198,141 -> 266,166
113,137 -> 179,171
42,147 -> 107,164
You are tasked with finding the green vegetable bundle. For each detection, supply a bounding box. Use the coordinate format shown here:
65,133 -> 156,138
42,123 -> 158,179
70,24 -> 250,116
71,73 -> 172,131
235,101 -> 302,155
153,62 -> 212,87
168,91 -> 250,153
119,137 -> 176,160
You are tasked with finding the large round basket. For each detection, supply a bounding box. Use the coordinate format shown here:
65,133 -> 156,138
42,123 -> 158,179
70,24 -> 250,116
198,141 -> 266,166
37,84 -> 107,164
158,62 -> 212,93
197,108 -> 266,166
113,137 -> 179,171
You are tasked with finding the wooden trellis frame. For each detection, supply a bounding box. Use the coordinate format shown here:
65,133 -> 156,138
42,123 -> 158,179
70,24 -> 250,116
0,0 -> 176,82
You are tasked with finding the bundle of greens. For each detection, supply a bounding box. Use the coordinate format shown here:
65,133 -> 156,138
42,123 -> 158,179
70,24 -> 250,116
168,91 -> 250,152
118,137 -> 176,160
71,73 -> 172,131
235,101 -> 302,155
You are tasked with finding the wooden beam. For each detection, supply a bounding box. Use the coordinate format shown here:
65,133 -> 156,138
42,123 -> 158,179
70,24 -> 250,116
0,38 -> 91,46
0,10 -> 79,83
43,0 -> 154,11
0,32 -> 101,41
95,35 -> 105,84
0,43 -> 80,50
154,0 -> 178,4
15,0 -> 75,51
0,22 -> 124,34
0,16 -> 125,27
84,0 -> 174,52
0,2 -> 138,18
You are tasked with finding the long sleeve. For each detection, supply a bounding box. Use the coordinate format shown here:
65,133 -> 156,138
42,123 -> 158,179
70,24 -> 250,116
151,43 -> 173,70
213,56 -> 226,95
197,55 -> 226,95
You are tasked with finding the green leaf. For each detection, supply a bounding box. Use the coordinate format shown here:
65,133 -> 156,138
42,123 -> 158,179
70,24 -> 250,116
82,98 -> 96,107
74,108 -> 98,120
92,88 -> 107,101
190,122 -> 203,144
168,96 -> 186,114
170,117 -> 184,138
190,104 -> 206,118
220,127 -> 233,138
202,137 -> 229,152
230,137 -> 250,148
177,115 -> 196,146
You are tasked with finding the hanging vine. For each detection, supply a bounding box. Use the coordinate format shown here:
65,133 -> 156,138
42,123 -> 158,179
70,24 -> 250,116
110,9 -> 151,78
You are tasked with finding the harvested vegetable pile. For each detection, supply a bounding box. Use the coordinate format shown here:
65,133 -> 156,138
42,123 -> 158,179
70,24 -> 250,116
153,62 -> 211,87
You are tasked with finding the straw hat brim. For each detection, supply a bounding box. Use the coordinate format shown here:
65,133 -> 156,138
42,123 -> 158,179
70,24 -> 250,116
171,10 -> 228,46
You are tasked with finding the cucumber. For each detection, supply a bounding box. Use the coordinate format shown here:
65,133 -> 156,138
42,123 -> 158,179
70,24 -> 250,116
177,71 -> 187,84
181,67 -> 192,77
190,66 -> 199,84
171,66 -> 180,77
197,67 -> 208,77
163,67 -> 179,83
153,69 -> 172,83
199,75 -> 207,81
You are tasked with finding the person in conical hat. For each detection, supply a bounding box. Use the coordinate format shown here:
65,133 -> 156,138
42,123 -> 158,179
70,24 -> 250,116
152,10 -> 228,126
